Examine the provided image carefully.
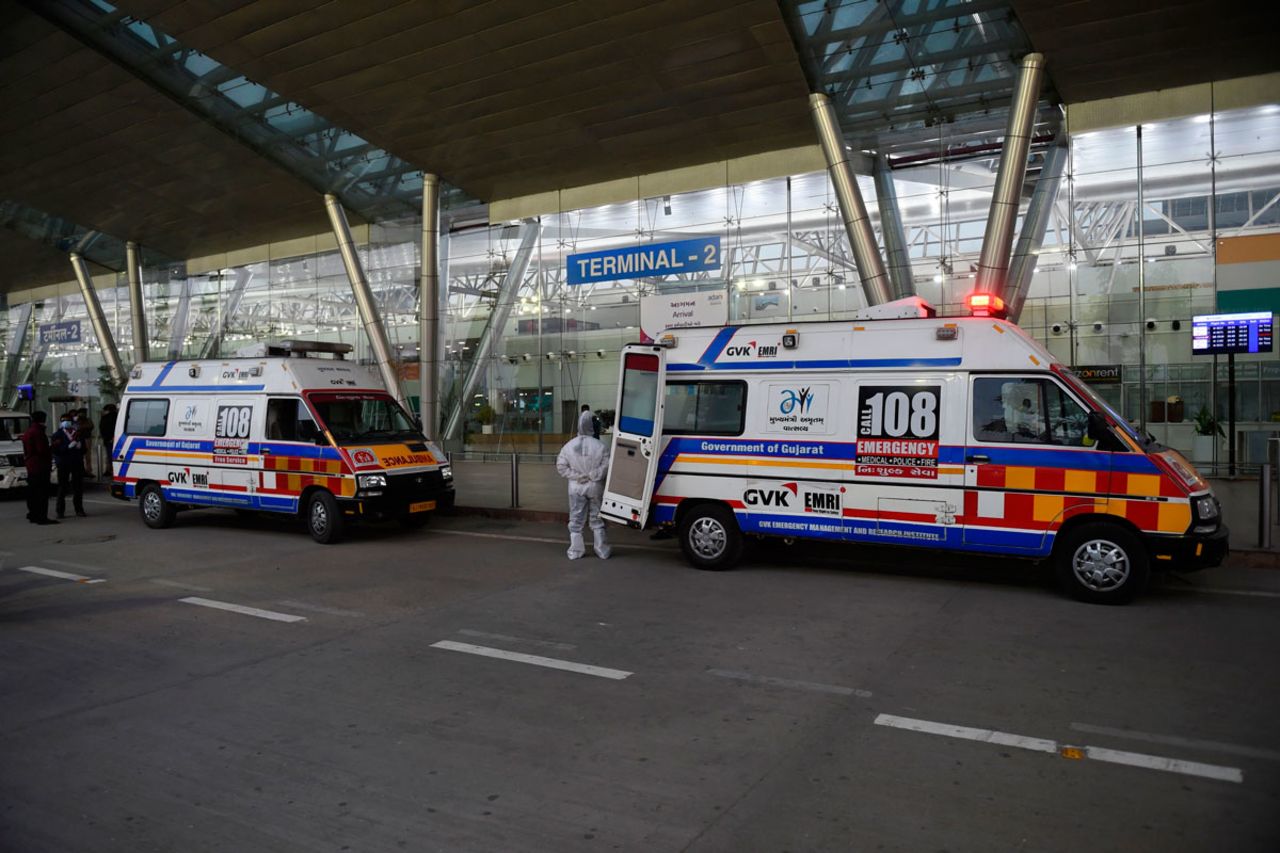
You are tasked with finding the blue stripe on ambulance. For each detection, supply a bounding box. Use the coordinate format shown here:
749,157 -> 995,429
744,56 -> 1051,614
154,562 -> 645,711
669,356 -> 963,372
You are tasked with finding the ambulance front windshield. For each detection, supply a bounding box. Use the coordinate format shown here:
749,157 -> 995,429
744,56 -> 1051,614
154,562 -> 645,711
309,393 -> 421,444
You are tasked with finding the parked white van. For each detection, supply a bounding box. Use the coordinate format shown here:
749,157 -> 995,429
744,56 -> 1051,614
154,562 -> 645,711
110,341 -> 453,543
601,296 -> 1226,603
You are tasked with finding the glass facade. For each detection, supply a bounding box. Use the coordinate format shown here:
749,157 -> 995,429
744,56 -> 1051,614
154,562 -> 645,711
3,98 -> 1277,470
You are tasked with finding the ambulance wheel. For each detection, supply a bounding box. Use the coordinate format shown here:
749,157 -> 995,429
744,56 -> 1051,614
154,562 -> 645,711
305,491 -> 345,544
139,483 -> 176,529
1054,522 -> 1148,604
678,504 -> 743,571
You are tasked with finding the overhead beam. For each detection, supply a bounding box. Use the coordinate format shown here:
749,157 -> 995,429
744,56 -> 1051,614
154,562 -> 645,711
69,252 -> 125,387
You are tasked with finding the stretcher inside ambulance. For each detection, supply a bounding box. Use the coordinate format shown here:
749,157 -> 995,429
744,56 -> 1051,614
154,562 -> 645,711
111,346 -> 453,544
601,296 -> 1227,604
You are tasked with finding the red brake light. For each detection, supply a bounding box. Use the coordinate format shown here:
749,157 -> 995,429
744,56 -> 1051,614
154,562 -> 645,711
967,292 -> 1007,318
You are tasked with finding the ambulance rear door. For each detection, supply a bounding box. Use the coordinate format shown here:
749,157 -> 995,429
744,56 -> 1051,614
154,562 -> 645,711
601,345 -> 667,528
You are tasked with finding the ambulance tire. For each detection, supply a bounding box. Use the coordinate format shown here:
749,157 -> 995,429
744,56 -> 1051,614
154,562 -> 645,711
139,483 -> 176,529
1054,522 -> 1148,605
678,503 -> 743,571
305,490 -> 345,544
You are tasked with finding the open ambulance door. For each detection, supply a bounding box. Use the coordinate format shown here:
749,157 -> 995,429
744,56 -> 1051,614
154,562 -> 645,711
601,345 -> 667,528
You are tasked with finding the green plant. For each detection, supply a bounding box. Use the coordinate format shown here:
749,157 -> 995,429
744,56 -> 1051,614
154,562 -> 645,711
97,364 -> 126,404
475,403 -> 494,425
1192,406 -> 1224,438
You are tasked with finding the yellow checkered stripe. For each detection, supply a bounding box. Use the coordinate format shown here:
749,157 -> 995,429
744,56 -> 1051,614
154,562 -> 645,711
266,473 -> 356,498
263,455 -> 344,475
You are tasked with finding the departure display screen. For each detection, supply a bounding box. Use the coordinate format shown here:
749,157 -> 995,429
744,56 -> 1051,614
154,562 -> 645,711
1191,311 -> 1273,355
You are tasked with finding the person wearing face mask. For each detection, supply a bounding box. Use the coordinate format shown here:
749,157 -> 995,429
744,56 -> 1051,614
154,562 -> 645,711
50,413 -> 86,518
555,409 -> 611,560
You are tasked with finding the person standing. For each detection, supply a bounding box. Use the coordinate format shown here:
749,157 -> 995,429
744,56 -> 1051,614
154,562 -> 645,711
50,414 -> 86,518
99,403 -> 118,478
580,403 -> 602,440
556,409 -> 611,560
21,411 -> 56,525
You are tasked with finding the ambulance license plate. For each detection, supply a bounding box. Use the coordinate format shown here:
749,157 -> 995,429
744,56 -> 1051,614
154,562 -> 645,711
409,500 -> 436,513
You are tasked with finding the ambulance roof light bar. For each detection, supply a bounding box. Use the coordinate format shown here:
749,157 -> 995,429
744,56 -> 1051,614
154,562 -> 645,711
967,292 -> 1008,319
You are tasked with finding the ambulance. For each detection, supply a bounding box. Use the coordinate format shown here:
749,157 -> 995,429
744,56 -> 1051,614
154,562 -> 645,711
110,341 -> 453,543
601,296 -> 1227,603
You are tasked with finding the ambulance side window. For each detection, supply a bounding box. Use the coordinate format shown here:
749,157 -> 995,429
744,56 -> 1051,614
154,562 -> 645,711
972,378 -> 1091,447
662,381 -> 746,436
266,398 -> 319,442
124,399 -> 169,437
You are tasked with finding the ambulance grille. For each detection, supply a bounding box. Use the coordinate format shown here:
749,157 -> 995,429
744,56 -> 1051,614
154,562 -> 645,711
386,469 -> 446,502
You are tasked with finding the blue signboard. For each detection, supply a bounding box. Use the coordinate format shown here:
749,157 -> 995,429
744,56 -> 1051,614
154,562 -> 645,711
39,321 -> 82,345
567,236 -> 721,285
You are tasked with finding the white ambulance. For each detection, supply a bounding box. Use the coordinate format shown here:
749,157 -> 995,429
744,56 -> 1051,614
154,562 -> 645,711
601,296 -> 1227,603
0,409 -> 31,491
110,341 -> 453,543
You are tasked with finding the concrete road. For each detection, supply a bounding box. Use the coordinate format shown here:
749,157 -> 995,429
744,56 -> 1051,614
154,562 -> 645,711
2,490 -> 1278,852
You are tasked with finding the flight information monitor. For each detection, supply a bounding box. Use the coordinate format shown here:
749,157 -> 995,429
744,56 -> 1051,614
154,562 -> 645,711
1191,311 -> 1274,355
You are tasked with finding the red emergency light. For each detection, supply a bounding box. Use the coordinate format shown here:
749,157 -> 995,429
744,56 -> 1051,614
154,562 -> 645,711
967,292 -> 1007,319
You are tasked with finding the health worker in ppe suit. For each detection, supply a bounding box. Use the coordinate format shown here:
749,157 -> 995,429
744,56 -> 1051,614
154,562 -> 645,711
556,410 -> 611,560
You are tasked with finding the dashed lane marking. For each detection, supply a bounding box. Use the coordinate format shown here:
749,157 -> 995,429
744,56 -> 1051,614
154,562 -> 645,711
874,713 -> 1243,784
15,565 -> 106,584
430,640 -> 631,680
456,628 -> 576,651
709,668 -> 872,698
179,597 -> 306,623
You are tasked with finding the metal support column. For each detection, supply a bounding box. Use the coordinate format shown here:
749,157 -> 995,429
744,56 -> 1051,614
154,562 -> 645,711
443,219 -> 540,440
167,277 -> 192,360
126,240 -> 150,363
70,252 -> 126,386
872,155 -> 914,300
323,193 -> 409,412
809,92 -> 892,306
1,302 -> 33,404
420,173 -> 441,437
198,267 -> 252,358
973,52 -> 1045,298
1006,135 -> 1069,322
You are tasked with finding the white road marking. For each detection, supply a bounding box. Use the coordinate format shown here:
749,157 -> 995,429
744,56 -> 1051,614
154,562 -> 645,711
430,640 -> 631,680
456,628 -> 576,651
432,529 -> 672,552
709,668 -> 872,698
15,565 -> 106,584
1070,722 -> 1280,762
875,714 -> 1057,753
82,498 -> 123,507
179,597 -> 306,623
1084,745 -> 1244,783
150,578 -> 215,593
276,599 -> 365,618
874,713 -> 1243,784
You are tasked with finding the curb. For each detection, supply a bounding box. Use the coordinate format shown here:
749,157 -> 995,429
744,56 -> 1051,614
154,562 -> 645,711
454,504 -> 570,524
1227,549 -> 1280,570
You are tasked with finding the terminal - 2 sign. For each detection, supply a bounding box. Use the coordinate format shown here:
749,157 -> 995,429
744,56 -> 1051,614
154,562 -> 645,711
39,321 -> 82,345
567,236 -> 721,285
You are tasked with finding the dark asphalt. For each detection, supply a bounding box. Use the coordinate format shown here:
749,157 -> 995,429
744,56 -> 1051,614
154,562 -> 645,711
2,490 -> 1278,852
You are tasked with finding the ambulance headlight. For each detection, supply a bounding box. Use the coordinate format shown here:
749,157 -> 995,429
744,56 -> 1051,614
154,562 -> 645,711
440,464 -> 453,481
358,474 -> 387,490
1194,496 -> 1219,520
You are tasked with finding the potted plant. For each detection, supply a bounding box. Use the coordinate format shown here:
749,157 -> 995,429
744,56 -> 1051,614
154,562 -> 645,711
1191,406 -> 1223,463
476,403 -> 495,435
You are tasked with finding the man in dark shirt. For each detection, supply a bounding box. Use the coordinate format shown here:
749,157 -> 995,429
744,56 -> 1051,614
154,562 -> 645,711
20,411 -> 56,525
51,414 -> 87,518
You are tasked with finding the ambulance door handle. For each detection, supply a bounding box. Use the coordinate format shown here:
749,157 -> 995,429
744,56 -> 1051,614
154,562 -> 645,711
261,448 -> 272,454
966,454 -> 990,464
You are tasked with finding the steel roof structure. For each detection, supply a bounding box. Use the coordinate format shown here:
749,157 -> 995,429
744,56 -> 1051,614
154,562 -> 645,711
1,0 -> 1275,291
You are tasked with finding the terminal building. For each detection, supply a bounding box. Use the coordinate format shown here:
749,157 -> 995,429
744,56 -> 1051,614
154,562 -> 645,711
1,0 -> 1277,466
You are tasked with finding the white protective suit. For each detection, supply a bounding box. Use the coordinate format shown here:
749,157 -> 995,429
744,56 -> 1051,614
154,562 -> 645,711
556,411 -> 611,559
